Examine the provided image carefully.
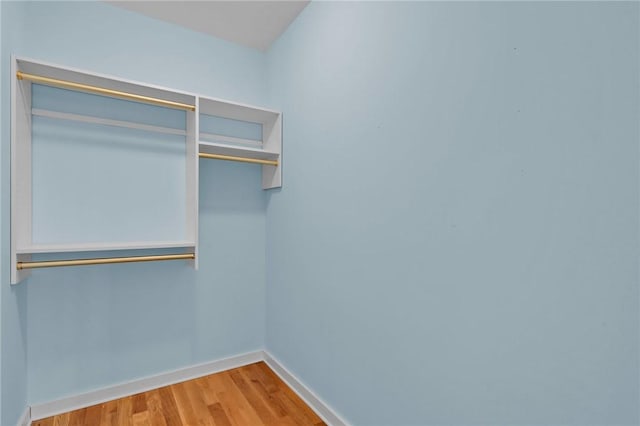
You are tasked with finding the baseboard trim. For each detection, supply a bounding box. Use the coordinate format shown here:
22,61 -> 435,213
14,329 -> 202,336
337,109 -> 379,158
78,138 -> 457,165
29,349 -> 348,426
264,351 -> 349,426
30,350 -> 263,421
17,406 -> 31,426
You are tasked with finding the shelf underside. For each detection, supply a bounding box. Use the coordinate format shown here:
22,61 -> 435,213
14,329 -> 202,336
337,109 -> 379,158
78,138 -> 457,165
17,241 -> 196,254
199,141 -> 278,162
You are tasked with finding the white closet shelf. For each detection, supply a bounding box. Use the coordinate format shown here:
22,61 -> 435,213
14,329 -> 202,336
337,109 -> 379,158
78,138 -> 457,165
199,96 -> 279,124
16,241 -> 196,254
198,96 -> 282,189
32,108 -> 187,136
17,58 -> 196,110
199,141 -> 279,161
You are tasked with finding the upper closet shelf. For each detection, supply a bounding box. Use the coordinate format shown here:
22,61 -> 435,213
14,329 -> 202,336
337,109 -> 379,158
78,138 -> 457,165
199,95 -> 280,124
16,60 -> 196,110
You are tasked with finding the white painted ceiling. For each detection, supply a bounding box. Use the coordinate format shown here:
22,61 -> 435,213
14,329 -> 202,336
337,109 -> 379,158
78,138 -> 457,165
108,1 -> 310,51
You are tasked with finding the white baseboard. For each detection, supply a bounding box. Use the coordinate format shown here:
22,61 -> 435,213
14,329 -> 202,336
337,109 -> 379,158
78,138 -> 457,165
30,350 -> 263,421
264,351 -> 349,426
28,349 -> 348,426
16,406 -> 31,426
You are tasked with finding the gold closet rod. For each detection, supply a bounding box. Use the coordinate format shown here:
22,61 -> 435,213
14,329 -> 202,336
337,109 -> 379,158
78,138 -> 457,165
199,152 -> 278,166
17,71 -> 196,111
17,253 -> 195,270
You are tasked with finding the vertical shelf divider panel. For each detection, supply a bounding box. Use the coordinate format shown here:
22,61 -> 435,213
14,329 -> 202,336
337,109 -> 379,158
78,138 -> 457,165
262,112 -> 282,189
11,57 -> 33,284
10,56 -> 199,284
186,98 -> 199,269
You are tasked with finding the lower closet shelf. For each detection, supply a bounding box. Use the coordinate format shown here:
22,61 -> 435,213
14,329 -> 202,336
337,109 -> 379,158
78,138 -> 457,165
17,253 -> 195,270
14,241 -> 197,273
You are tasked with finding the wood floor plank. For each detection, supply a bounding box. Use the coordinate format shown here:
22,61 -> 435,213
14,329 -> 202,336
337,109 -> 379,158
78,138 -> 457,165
240,364 -> 289,417
145,389 -> 169,426
116,396 -> 133,426
35,362 -> 326,426
229,369 -> 281,426
184,378 -> 217,426
83,403 -> 103,425
132,410 -> 151,426
256,363 -> 324,424
206,372 -> 247,426
99,400 -> 118,426
171,382 -> 200,425
246,363 -> 279,394
244,363 -> 320,425
195,376 -> 219,406
238,366 -> 297,426
33,418 -> 54,426
207,402 -> 233,426
208,369 -> 266,426
68,408 -> 86,426
53,412 -> 71,426
158,386 -> 183,426
132,393 -> 148,415
171,379 -> 216,426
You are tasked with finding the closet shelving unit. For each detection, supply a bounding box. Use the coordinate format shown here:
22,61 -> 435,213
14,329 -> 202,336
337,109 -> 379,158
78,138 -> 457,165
10,57 -> 282,284
198,96 -> 282,189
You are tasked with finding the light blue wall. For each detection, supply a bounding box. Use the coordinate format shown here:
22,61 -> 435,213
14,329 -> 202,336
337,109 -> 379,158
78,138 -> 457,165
1,1 -> 268,421
0,1 -> 4,423
31,85 -> 188,245
2,2 -> 639,425
0,4 -> 3,423
266,2 -> 639,425
1,3 -> 28,425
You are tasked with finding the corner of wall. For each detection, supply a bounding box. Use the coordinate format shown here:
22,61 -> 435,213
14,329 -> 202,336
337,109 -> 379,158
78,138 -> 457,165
1,2 -> 29,425
0,3 -> 3,424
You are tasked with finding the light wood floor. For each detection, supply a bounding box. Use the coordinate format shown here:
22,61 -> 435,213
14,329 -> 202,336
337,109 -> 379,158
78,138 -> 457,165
33,362 -> 326,426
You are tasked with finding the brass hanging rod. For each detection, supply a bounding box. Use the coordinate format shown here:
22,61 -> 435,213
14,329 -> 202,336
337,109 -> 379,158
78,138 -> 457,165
199,152 -> 278,166
17,253 -> 195,270
16,71 -> 196,111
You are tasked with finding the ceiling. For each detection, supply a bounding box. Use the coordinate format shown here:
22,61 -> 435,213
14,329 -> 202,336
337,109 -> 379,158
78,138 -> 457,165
108,1 -> 310,51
